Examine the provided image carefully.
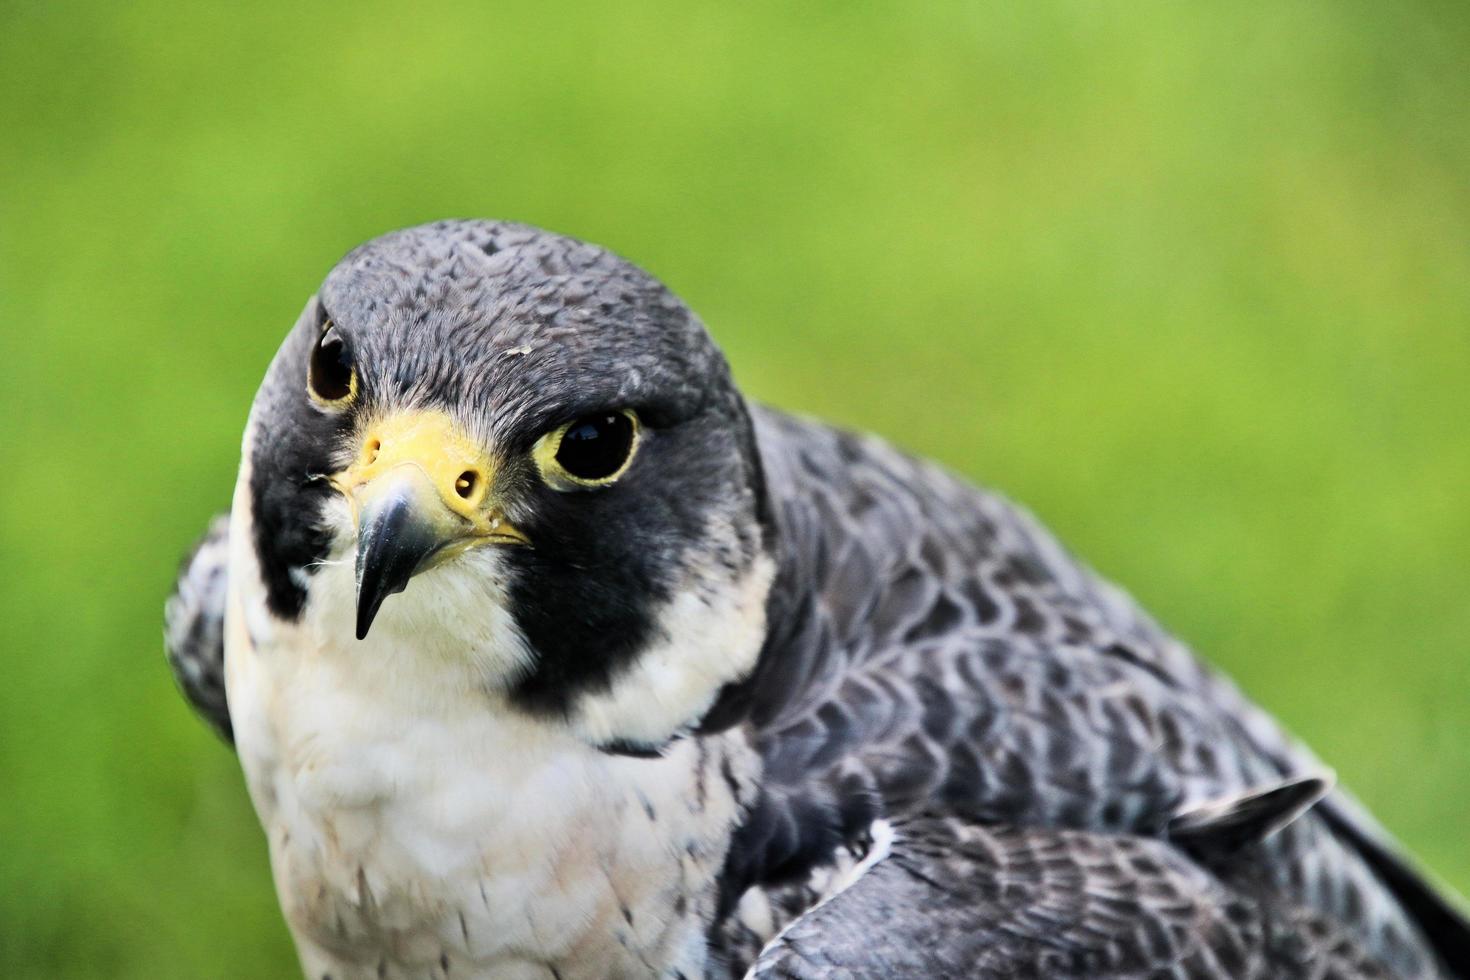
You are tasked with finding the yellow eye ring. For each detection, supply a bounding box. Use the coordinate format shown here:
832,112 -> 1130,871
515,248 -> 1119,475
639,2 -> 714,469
307,320 -> 358,407
532,409 -> 641,490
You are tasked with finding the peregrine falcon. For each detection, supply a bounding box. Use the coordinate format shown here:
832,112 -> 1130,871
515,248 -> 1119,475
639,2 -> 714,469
166,219 -> 1469,979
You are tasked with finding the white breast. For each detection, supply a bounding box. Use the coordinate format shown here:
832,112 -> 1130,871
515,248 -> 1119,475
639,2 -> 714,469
222,471 -> 755,980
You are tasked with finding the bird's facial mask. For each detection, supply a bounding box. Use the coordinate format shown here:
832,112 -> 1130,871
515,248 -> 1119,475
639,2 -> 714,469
244,221 -> 773,748
329,410 -> 528,640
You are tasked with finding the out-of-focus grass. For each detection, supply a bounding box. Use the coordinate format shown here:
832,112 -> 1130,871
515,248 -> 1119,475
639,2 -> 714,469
1,2 -> 1466,975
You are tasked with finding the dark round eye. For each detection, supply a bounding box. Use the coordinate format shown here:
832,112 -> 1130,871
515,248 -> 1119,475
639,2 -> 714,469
554,412 -> 637,482
308,322 -> 356,404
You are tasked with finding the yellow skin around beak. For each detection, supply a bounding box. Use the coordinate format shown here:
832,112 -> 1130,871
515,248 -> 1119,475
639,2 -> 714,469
332,410 -> 528,550
330,410 -> 529,639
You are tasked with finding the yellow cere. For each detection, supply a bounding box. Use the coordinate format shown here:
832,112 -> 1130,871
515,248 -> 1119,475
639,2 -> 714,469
332,411 -> 528,545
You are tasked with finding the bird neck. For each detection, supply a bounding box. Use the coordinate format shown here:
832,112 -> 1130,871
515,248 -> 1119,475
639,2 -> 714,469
697,407 -> 868,735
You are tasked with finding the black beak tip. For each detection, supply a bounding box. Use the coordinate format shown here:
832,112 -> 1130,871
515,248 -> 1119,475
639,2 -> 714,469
354,602 -> 376,641
355,568 -> 412,640
352,493 -> 442,641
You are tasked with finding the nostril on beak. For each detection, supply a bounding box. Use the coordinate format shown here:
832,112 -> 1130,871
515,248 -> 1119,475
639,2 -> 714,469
364,439 -> 381,465
454,470 -> 479,500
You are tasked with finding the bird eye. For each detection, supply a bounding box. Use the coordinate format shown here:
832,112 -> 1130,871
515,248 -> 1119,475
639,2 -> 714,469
308,321 -> 357,405
534,409 -> 640,489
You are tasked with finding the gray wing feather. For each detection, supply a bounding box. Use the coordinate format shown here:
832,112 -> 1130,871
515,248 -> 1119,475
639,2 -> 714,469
727,407 -> 1463,978
1167,773 -> 1333,865
164,514 -> 232,742
750,815 -> 1395,980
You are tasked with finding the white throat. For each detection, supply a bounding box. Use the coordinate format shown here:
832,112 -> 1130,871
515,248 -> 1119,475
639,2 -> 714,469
223,466 -> 762,979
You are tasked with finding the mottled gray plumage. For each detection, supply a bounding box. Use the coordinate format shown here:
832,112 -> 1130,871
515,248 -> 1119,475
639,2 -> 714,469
719,406 -> 1467,977
166,219 -> 1467,979
165,513 -> 231,742
751,815 -> 1394,979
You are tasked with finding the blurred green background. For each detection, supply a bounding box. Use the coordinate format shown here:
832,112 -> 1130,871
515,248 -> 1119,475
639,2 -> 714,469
2,1 -> 1467,975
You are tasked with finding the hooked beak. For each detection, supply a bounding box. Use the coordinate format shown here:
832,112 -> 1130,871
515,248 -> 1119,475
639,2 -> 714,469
332,411 -> 529,640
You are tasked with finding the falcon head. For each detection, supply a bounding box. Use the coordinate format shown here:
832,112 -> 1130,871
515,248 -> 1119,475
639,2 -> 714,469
243,220 -> 775,750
